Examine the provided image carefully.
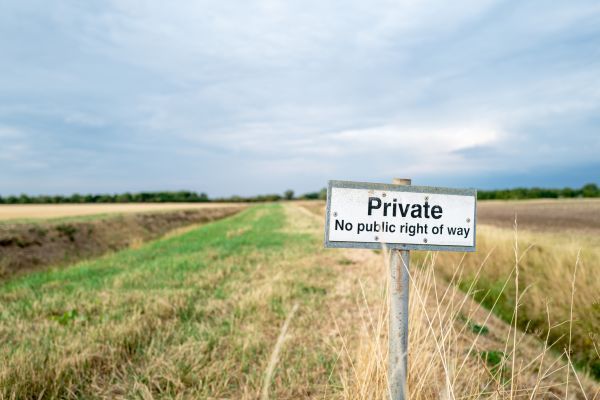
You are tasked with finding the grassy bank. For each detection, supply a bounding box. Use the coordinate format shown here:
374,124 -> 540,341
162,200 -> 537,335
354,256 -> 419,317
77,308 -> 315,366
0,207 -> 244,279
0,205 -> 339,398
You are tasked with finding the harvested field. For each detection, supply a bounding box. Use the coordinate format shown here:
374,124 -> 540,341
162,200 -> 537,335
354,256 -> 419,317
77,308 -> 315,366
298,198 -> 600,234
478,198 -> 600,233
0,206 -> 245,279
0,202 -> 242,222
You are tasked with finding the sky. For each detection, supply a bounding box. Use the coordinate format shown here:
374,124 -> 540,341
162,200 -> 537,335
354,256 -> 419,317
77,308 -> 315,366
1,1 -> 599,197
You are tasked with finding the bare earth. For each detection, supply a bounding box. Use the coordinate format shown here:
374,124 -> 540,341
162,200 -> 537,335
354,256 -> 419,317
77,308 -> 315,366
477,198 -> 600,234
0,202 -> 241,221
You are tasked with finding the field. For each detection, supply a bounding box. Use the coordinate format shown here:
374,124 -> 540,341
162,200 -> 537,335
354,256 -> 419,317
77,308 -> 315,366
477,199 -> 600,233
0,201 -> 599,398
0,203 -> 241,223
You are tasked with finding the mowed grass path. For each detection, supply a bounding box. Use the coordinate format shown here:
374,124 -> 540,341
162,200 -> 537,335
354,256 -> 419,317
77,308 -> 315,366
0,204 -> 351,399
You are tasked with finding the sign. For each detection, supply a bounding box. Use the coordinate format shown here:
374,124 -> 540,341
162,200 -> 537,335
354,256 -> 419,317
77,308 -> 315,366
324,180 -> 476,252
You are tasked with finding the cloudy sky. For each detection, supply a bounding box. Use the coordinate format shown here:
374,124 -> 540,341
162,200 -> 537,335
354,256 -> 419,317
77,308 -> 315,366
1,1 -> 599,197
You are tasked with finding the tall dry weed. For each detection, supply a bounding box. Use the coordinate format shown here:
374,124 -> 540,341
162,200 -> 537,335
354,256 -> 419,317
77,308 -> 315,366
336,240 -> 598,399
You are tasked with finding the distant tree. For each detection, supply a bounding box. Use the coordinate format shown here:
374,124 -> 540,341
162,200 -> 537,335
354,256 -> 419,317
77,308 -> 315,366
478,183 -> 600,200
318,188 -> 327,200
5,183 -> 596,204
582,183 -> 599,198
115,193 -> 131,203
36,195 -> 51,204
560,187 -> 575,198
97,195 -> 113,203
300,191 -> 319,199
256,194 -> 282,202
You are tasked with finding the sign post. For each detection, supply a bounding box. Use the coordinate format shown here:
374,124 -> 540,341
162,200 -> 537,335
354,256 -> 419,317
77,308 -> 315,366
324,179 -> 477,400
389,178 -> 411,400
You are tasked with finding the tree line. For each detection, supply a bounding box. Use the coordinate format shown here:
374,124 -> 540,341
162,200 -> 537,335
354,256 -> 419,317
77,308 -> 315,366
0,184 -> 597,204
477,183 -> 598,200
0,190 -> 310,204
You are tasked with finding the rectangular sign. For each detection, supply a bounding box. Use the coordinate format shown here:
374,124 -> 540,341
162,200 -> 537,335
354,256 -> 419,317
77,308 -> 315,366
324,180 -> 477,252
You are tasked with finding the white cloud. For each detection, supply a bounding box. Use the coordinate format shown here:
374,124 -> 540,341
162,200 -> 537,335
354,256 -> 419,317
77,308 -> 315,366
64,112 -> 106,127
0,126 -> 48,169
0,126 -> 22,139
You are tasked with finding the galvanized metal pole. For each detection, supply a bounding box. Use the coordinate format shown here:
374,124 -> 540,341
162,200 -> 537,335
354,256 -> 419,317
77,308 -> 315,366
389,178 -> 411,400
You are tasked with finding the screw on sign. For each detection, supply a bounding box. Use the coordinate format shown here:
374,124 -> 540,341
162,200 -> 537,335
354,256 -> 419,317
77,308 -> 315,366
324,179 -> 477,400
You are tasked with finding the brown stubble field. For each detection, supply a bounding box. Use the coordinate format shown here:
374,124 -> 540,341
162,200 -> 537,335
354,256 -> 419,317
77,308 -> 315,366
477,198 -> 600,234
0,202 -> 243,222
302,198 -> 600,234
4,198 -> 598,230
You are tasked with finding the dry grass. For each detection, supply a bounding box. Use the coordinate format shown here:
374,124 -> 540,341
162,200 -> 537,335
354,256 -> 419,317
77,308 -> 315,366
1,203 -> 598,398
419,224 -> 600,379
301,200 -> 600,381
289,203 -> 599,398
0,205 -> 358,398
334,247 -> 599,399
0,202 -> 242,222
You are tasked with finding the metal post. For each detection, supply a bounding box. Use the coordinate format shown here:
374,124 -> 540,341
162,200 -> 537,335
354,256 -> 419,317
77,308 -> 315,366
389,178 -> 411,400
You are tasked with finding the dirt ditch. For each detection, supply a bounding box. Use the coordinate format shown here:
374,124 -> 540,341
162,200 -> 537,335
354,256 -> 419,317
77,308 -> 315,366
0,206 -> 246,279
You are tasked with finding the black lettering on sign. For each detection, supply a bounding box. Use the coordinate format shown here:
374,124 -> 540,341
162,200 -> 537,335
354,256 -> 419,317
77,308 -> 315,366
410,204 -> 422,218
369,198 -> 444,219
447,226 -> 470,238
335,219 -> 353,231
431,205 -> 443,219
397,201 -> 410,217
384,202 -> 392,216
368,197 -> 381,215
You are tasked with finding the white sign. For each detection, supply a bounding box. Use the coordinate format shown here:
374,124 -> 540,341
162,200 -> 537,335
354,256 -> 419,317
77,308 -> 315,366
324,180 -> 476,252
